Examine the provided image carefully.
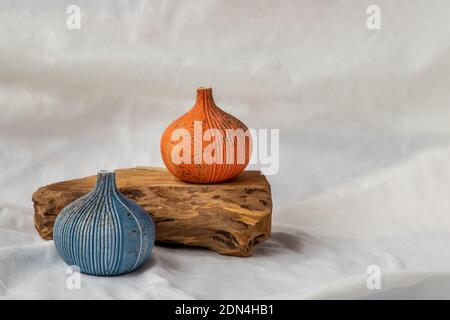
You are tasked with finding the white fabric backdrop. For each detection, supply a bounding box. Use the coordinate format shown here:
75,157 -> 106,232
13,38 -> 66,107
1,0 -> 450,299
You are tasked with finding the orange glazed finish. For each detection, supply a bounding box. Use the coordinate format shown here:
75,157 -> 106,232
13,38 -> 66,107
161,87 -> 252,183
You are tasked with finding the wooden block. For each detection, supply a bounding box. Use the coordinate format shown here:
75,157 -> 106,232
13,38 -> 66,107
32,167 -> 272,257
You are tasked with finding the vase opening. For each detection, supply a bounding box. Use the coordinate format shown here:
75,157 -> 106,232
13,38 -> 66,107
98,169 -> 114,174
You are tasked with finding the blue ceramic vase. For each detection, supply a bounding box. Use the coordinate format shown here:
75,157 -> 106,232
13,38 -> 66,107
53,170 -> 155,276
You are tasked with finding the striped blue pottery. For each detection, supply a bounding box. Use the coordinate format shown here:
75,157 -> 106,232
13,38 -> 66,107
53,170 -> 155,276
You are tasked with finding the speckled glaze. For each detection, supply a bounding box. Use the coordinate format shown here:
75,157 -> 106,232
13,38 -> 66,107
161,87 -> 252,183
53,171 -> 155,276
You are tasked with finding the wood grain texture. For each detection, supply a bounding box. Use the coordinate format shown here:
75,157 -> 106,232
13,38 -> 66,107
32,167 -> 272,257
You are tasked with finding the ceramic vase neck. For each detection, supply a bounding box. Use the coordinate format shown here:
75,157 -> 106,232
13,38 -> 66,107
194,87 -> 216,112
94,170 -> 117,193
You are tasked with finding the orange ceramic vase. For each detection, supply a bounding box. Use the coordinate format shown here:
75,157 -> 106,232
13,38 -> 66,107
161,87 -> 252,183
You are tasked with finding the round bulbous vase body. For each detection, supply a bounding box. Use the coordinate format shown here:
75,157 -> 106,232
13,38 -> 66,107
53,171 -> 155,276
161,87 -> 252,183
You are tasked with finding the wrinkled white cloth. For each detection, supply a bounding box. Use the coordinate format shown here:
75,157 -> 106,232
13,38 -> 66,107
1,0 -> 450,299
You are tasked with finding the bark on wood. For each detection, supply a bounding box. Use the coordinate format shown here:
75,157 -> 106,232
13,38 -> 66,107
32,167 -> 272,257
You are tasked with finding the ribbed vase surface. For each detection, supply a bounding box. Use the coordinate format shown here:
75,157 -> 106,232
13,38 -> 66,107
160,87 -> 252,183
53,170 -> 155,276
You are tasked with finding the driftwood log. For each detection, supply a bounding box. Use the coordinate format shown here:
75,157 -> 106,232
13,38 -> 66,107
32,167 -> 272,257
